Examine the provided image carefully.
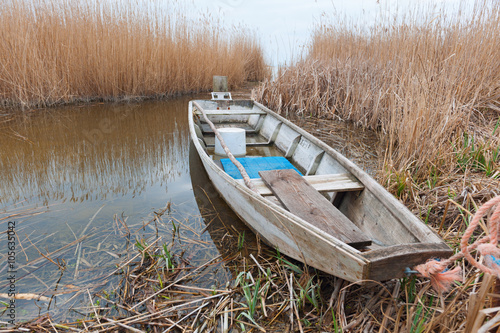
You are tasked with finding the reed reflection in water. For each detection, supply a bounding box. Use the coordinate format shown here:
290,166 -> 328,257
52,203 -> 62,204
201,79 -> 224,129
0,96 -> 254,322
0,99 -> 189,206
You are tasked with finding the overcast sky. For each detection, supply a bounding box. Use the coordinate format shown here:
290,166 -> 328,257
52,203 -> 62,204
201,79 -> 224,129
187,0 -> 472,66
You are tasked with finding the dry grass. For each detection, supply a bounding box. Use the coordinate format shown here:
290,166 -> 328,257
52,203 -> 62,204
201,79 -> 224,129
10,197 -> 500,332
254,0 -> 500,184
0,0 -> 267,109
251,1 -> 500,331
4,185 -> 500,332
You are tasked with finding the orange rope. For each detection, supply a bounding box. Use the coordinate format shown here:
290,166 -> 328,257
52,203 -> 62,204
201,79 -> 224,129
414,195 -> 500,293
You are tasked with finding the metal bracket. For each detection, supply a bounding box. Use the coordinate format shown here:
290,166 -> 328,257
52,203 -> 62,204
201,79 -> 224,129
404,267 -> 419,276
211,92 -> 232,101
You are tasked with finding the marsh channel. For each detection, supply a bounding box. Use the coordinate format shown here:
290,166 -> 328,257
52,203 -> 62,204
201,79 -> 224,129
0,93 -> 380,323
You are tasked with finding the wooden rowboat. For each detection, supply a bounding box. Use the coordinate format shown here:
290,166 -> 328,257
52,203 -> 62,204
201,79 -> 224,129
189,98 -> 452,282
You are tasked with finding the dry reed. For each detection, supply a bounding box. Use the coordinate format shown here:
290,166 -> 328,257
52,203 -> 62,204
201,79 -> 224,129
251,1 -> 500,330
0,0 -> 267,109
11,200 -> 500,332
254,0 -> 500,184
7,191 -> 500,332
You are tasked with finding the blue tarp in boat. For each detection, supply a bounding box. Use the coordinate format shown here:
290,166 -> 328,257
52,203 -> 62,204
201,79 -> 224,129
220,156 -> 302,179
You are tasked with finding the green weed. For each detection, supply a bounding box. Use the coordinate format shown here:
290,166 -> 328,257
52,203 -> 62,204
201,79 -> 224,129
235,271 -> 265,331
454,131 -> 500,177
275,249 -> 303,274
296,275 -> 321,312
331,308 -> 341,333
238,231 -> 245,251
160,243 -> 175,273
410,295 -> 435,333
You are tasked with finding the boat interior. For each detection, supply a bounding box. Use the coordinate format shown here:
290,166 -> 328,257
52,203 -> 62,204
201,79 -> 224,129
191,99 -> 439,253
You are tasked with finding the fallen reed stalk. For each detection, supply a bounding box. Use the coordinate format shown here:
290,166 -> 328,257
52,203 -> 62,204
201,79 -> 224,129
250,1 -> 500,330
3,136 -> 498,331
254,1 -> 500,332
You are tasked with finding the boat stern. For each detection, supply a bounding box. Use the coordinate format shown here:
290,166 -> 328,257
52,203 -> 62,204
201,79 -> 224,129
361,243 -> 453,281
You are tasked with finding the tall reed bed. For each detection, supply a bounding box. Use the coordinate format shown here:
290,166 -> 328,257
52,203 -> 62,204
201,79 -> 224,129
253,6 -> 500,329
254,1 -> 500,184
0,0 -> 267,108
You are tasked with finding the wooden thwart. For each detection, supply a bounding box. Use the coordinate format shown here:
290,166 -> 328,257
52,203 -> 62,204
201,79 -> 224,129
195,109 -> 266,115
259,169 -> 372,248
200,123 -> 257,134
238,173 -> 364,196
207,142 -> 272,148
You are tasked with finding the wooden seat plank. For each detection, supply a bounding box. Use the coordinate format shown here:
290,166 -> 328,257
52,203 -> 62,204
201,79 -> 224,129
258,169 -> 371,248
201,123 -> 257,134
207,142 -> 273,148
237,173 -> 364,196
195,109 -> 266,115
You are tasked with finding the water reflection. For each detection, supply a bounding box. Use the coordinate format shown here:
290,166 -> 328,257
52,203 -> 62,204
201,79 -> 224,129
189,142 -> 263,280
0,96 -> 243,322
0,95 -> 269,324
0,99 -> 189,205
0,95 -> 380,324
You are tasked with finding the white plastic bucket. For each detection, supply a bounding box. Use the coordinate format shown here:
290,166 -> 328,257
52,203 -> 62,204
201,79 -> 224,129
214,128 -> 246,157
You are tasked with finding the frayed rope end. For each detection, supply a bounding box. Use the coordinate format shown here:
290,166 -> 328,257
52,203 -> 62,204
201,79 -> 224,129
414,259 -> 462,293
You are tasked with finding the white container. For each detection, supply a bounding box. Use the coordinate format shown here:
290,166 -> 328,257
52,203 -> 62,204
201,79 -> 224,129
214,128 -> 246,157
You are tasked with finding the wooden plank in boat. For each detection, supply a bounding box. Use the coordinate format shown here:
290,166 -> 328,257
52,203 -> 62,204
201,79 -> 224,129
259,169 -> 372,248
195,109 -> 266,115
203,135 -> 269,146
200,123 -> 257,134
237,173 -> 364,196
206,142 -> 272,148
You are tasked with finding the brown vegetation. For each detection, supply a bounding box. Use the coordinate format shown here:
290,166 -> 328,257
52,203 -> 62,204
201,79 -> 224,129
0,0 -> 267,109
254,1 -> 500,185
11,195 -> 500,332
251,0 -> 500,331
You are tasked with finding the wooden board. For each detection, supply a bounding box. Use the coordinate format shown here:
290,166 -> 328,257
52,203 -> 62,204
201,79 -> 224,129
203,135 -> 268,146
252,101 -> 447,246
206,142 -> 272,148
195,109 -> 266,115
259,169 -> 372,248
190,100 -> 451,282
237,173 -> 364,196
213,76 -> 228,92
200,123 -> 257,134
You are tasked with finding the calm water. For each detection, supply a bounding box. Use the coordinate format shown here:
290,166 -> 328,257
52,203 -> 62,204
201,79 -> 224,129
0,96 -> 254,322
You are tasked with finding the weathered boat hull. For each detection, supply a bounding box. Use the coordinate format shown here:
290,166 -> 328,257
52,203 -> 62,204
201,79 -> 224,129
189,99 -> 452,282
